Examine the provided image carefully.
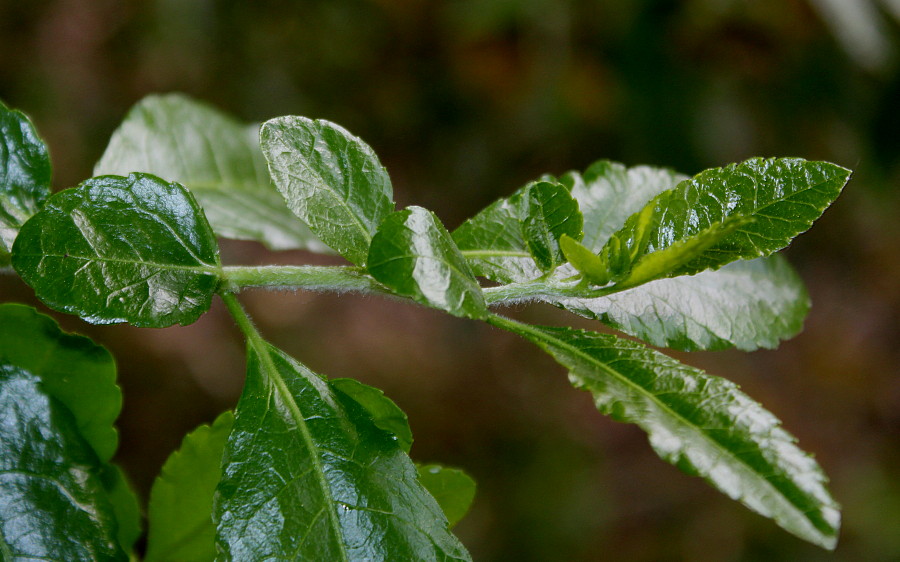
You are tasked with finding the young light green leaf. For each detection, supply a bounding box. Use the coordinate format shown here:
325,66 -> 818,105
261,116 -> 394,265
452,190 -> 541,284
521,181 -> 583,271
552,256 -> 810,351
331,378 -> 413,453
12,172 -> 222,327
416,465 -> 477,528
215,342 -> 471,561
599,157 -> 851,279
146,410 -> 234,562
94,93 -> 327,251
559,234 -> 609,285
0,365 -> 127,561
490,316 -> 840,549
0,303 -> 120,461
368,206 -> 487,319
0,100 -> 52,265
615,215 -> 753,288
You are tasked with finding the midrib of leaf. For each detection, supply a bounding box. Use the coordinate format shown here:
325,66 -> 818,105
220,291 -> 350,562
486,312 -> 823,535
25,252 -> 221,274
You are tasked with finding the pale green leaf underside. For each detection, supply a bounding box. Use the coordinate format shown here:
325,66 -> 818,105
0,100 -> 52,265
261,116 -> 394,265
552,256 -> 809,351
493,318 -> 840,549
146,410 -> 234,562
331,377 -> 413,453
12,173 -> 221,328
416,465 -> 477,528
93,93 -> 324,251
215,342 -> 470,561
0,365 -> 126,561
601,157 -> 851,277
369,206 -> 487,319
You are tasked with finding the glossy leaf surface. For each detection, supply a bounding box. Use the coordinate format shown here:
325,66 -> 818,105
599,157 -> 851,278
521,181 -> 583,271
215,342 -> 471,561
261,116 -> 394,265
369,206 -> 487,319
553,256 -> 809,351
0,303 -> 121,460
13,173 -> 221,327
0,101 -> 51,265
0,365 -> 126,560
146,411 -> 234,562
94,93 -> 325,251
452,190 -> 540,284
416,465 -> 477,528
495,318 -> 840,549
331,377 -> 413,453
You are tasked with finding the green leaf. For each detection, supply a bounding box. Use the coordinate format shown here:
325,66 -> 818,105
452,160 -> 681,285
102,464 -> 142,557
215,342 -> 471,561
452,190 -> 540,284
600,157 -> 851,279
146,410 -> 234,562
260,116 -> 394,265
521,181 -> 583,271
551,256 -> 810,351
0,100 -> 52,265
331,378 -> 413,453
368,206 -> 487,319
491,316 -> 840,549
563,160 -> 685,252
560,234 -> 609,285
12,172 -> 222,327
0,365 -> 127,560
416,465 -> 477,528
616,215 -> 753,288
0,303 -> 120,461
94,93 -> 326,251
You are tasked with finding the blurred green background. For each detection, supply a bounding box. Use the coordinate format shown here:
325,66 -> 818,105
2,1 -> 900,560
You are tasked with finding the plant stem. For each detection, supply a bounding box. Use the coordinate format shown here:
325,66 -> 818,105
222,265 -> 388,295
219,290 -> 266,353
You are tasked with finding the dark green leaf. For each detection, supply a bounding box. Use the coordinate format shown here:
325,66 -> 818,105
416,465 -> 477,528
94,93 -> 326,251
102,464 -> 142,557
0,365 -> 126,560
599,158 -> 851,279
492,317 -> 840,549
368,206 -> 487,319
215,342 -> 471,561
452,190 -> 540,284
260,116 -> 394,265
146,410 -> 234,562
12,172 -> 221,327
521,181 -> 583,271
0,303 -> 120,461
331,378 -> 413,453
551,256 -> 810,351
0,100 -> 51,265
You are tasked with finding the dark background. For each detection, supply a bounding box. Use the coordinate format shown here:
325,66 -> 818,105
2,1 -> 899,560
